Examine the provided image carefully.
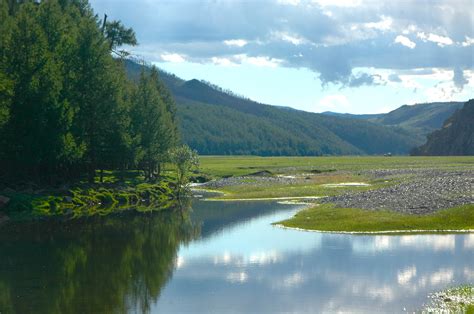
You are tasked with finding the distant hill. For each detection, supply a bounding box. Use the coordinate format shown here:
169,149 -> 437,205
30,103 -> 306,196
411,100 -> 474,156
321,112 -> 384,120
124,60 -> 428,156
323,101 -> 465,136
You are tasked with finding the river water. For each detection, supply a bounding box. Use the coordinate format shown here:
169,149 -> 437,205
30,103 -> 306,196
0,195 -> 472,313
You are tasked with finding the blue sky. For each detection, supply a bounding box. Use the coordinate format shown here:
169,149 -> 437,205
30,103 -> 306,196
90,0 -> 474,114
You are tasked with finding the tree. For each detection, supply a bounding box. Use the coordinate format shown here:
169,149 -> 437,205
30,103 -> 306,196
2,2 -> 79,181
104,19 -> 137,57
168,145 -> 199,195
131,67 -> 177,181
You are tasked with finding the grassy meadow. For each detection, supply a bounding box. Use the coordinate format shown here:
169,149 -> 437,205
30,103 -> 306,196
198,155 -> 474,178
195,155 -> 474,233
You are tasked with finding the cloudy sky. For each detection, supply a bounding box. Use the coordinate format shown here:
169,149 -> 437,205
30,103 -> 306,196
90,0 -> 474,114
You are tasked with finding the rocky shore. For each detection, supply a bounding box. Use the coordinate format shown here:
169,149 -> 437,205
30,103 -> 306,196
322,169 -> 474,214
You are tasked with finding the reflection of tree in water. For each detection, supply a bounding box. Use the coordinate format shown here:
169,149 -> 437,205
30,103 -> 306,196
0,200 -> 199,314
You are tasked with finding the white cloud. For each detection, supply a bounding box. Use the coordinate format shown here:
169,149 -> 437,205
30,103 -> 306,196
236,54 -> 283,68
312,0 -> 362,7
277,0 -> 301,5
364,15 -> 393,31
394,35 -> 416,49
273,31 -> 308,45
319,94 -> 351,110
402,24 -> 418,35
417,32 -> 453,47
211,57 -> 237,67
462,36 -> 474,47
223,39 -> 248,47
160,53 -> 185,63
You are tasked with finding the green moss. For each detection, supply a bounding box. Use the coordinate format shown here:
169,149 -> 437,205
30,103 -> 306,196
277,204 -> 474,233
2,180 -> 177,220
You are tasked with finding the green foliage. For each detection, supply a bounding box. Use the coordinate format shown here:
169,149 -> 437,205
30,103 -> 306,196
0,210 -> 199,313
131,67 -> 178,180
0,0 -> 180,185
3,180 -> 177,219
168,145 -> 199,189
104,19 -> 137,53
412,99 -> 474,156
124,60 -> 424,156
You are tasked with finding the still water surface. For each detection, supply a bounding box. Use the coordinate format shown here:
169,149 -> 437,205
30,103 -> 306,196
0,195 -> 473,313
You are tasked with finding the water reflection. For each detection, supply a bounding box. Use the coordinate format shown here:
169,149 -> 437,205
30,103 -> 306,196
0,206 -> 199,314
0,197 -> 473,313
154,199 -> 474,313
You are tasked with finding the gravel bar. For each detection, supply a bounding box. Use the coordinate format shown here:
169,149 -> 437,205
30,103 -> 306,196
321,169 -> 474,214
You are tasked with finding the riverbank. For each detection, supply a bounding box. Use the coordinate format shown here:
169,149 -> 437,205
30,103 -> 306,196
196,156 -> 474,233
276,204 -> 474,233
0,173 -> 178,222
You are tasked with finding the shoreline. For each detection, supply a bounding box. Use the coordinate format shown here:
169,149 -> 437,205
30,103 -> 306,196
273,223 -> 474,235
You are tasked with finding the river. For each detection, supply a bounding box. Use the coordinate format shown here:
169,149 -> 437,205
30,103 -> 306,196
0,194 -> 472,313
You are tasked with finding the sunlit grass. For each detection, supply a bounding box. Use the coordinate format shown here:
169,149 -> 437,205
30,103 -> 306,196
277,204 -> 474,233
199,156 -> 474,178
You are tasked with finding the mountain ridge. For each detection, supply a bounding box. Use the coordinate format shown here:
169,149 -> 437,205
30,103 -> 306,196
411,100 -> 474,156
124,59 -> 465,156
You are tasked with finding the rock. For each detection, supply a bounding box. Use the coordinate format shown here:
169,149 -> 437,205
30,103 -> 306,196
0,195 -> 10,208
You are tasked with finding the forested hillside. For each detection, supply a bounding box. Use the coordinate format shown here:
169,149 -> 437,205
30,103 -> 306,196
0,1 -> 178,183
125,60 -> 422,156
412,100 -> 474,156
323,102 -> 465,136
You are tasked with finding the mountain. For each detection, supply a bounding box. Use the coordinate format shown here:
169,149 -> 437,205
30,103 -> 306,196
323,101 -> 465,136
321,112 -> 384,120
124,60 -> 424,156
411,100 -> 474,156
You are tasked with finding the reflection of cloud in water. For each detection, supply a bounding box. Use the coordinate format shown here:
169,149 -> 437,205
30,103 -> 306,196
464,234 -> 474,249
399,235 -> 455,251
366,285 -> 395,302
398,266 -> 417,285
464,267 -> 474,280
226,271 -> 248,283
375,236 -> 391,250
273,272 -> 305,289
426,268 -> 454,285
212,250 -> 282,267
175,256 -> 185,269
352,234 -> 457,254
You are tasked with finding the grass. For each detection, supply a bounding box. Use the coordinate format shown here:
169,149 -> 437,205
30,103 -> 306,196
194,156 -> 474,233
198,156 -> 474,178
1,171 -> 178,220
422,285 -> 474,313
216,178 -> 393,200
277,204 -> 474,233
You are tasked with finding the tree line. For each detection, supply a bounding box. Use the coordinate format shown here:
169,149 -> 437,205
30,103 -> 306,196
0,0 -> 183,184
